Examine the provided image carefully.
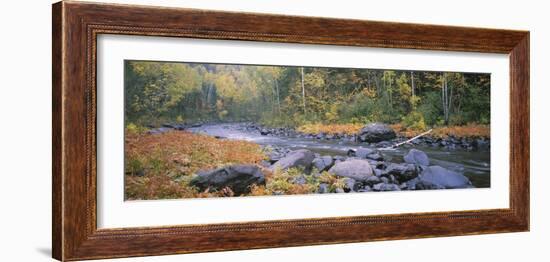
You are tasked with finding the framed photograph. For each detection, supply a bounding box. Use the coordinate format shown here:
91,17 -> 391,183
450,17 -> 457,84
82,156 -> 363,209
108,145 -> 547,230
52,1 -> 529,261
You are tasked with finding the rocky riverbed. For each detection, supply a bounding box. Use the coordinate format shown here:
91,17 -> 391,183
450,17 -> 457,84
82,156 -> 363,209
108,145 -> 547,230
146,121 -> 490,195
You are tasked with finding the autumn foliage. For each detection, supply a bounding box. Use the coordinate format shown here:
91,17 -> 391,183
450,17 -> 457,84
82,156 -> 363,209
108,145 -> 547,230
124,130 -> 265,200
390,123 -> 490,138
297,123 -> 363,135
298,122 -> 490,139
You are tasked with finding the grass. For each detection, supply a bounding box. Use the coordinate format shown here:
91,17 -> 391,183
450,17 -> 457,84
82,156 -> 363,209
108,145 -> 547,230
124,130 -> 266,200
390,123 -> 490,139
297,122 -> 490,139
249,168 -> 347,196
297,123 -> 363,135
124,129 -> 348,199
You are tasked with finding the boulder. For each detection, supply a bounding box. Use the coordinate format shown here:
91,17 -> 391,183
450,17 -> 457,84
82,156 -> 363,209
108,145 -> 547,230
266,152 -> 283,164
312,156 -> 334,172
318,183 -> 330,194
335,188 -> 345,193
269,149 -> 315,172
366,153 -> 384,161
373,183 -> 401,191
357,123 -> 396,143
291,175 -> 307,185
260,129 -> 271,135
328,159 -> 374,182
343,177 -> 358,192
404,149 -> 430,166
384,163 -> 419,182
355,147 -> 375,158
190,165 -> 265,195
419,166 -> 472,189
365,175 -> 382,185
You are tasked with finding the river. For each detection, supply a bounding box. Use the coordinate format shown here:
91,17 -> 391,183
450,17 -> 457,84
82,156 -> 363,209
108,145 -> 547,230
189,123 -> 490,188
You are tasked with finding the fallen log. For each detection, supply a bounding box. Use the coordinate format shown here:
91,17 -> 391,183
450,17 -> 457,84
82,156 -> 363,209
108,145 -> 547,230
382,129 -> 433,149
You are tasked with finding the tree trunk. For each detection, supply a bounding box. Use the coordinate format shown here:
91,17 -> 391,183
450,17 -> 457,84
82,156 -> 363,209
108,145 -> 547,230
301,67 -> 306,115
441,73 -> 451,125
441,73 -> 447,124
275,79 -> 281,116
410,71 -> 415,98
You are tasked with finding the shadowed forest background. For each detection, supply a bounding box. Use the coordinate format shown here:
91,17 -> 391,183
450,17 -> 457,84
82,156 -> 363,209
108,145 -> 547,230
124,61 -> 490,130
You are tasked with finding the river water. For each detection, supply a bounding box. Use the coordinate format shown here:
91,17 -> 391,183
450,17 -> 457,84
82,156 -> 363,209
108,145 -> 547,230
189,123 -> 490,188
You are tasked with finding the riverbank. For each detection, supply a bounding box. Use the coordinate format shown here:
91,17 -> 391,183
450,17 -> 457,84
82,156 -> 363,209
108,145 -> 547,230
125,122 -> 488,200
249,122 -> 490,151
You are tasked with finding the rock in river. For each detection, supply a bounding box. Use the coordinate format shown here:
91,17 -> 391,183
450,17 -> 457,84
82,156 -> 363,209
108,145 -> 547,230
355,147 -> 375,158
356,123 -> 396,143
328,159 -> 374,181
384,163 -> 419,183
419,166 -> 472,189
404,149 -> 430,166
190,165 -> 265,195
312,155 -> 334,172
269,149 -> 315,172
372,182 -> 401,192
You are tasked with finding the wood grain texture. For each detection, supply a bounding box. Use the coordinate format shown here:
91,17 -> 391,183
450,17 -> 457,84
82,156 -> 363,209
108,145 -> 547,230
52,1 -> 530,261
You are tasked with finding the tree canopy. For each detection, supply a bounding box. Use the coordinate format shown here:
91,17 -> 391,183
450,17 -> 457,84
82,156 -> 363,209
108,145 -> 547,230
125,60 -> 490,129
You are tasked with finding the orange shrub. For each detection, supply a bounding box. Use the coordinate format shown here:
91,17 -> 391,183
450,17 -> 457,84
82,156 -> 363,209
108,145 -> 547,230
124,130 -> 265,200
297,123 -> 363,135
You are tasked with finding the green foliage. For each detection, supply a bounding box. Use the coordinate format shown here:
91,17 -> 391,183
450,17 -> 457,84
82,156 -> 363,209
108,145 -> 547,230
264,167 -> 319,195
125,123 -> 147,135
402,111 -> 427,131
417,91 -> 442,126
125,60 -> 491,128
319,171 -> 347,192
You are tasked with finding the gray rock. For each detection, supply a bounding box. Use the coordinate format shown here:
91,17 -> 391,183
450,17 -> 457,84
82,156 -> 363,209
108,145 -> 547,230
357,123 -> 397,143
318,183 -> 329,194
419,166 -> 472,189
384,163 -> 419,183
366,153 -> 384,161
358,185 -> 372,192
312,155 -> 334,172
375,141 -> 394,148
328,159 -> 374,182
405,177 -> 420,190
260,160 -> 271,168
373,183 -> 401,191
365,175 -> 381,185
292,175 -> 307,185
269,149 -> 315,172
474,138 -> 490,149
355,147 -> 375,158
335,188 -> 345,193
190,165 -> 265,195
404,149 -> 430,166
343,177 -> 357,192
266,152 -> 283,164
380,176 -> 389,184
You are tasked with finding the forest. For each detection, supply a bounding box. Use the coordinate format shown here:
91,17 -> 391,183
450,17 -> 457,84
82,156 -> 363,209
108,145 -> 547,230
124,61 -> 490,130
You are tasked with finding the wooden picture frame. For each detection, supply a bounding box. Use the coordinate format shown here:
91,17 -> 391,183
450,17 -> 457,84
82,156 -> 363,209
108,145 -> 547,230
52,1 -> 529,261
